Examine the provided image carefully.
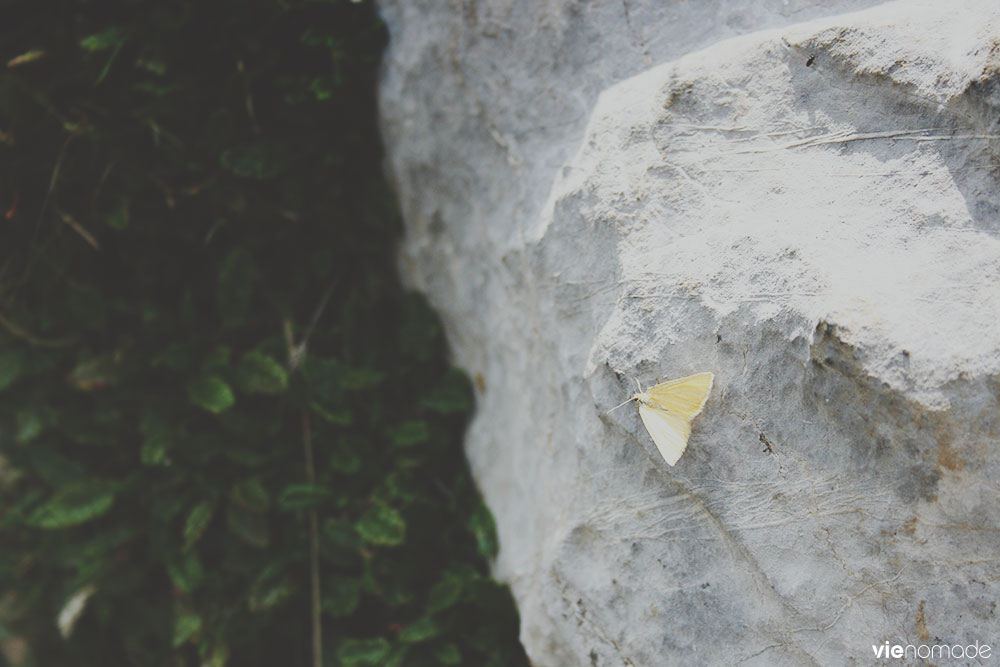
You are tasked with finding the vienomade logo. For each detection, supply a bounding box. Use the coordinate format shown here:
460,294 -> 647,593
872,640 -> 992,661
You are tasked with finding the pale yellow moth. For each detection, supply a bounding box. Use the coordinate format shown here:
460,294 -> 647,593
627,372 -> 714,466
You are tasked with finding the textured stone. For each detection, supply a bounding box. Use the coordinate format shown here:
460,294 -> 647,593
378,1 -> 1000,664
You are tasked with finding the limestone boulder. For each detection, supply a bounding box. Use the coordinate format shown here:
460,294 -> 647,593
377,1 -> 1000,664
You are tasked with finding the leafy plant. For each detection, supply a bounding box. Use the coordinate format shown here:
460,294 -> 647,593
0,1 -> 526,665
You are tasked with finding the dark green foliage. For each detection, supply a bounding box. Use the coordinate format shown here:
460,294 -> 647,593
468,500 -> 502,559
0,1 -> 527,665
26,480 -> 117,529
337,638 -> 392,666
187,375 -> 237,413
237,351 -> 289,395
355,504 -> 406,546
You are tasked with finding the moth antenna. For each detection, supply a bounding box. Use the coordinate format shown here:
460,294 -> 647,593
606,396 -> 635,414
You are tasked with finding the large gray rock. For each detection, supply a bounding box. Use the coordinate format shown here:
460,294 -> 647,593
377,1 -> 1000,664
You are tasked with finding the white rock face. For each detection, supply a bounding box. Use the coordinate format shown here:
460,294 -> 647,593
378,1 -> 1000,664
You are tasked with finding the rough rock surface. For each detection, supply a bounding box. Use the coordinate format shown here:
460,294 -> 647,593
377,1 -> 1000,664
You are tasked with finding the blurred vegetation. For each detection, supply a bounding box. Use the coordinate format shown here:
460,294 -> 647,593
0,1 -> 527,665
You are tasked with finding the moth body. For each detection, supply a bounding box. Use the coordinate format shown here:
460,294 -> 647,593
632,390 -> 654,408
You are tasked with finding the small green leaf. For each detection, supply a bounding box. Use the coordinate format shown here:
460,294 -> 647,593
355,505 -> 405,546
139,412 -> 175,465
140,434 -> 170,466
427,573 -> 464,613
309,76 -> 334,101
337,638 -> 391,666
248,577 -> 295,612
172,611 -> 202,647
385,471 -> 420,503
28,482 -> 117,529
183,501 -> 215,551
188,376 -> 235,413
79,26 -> 126,52
68,353 -> 118,390
399,616 -> 439,643
166,552 -> 204,594
467,501 -> 499,559
138,58 -> 166,75
0,348 -> 23,390
278,483 -> 331,511
434,643 -> 461,665
231,478 -> 270,513
391,420 -> 429,447
383,645 -> 409,667
16,408 -> 46,443
15,415 -> 42,443
323,577 -> 360,618
236,352 -> 288,394
311,400 -> 352,426
202,641 -> 229,667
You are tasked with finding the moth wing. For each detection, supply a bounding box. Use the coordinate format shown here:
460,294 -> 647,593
645,372 -> 714,419
638,403 -> 691,466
